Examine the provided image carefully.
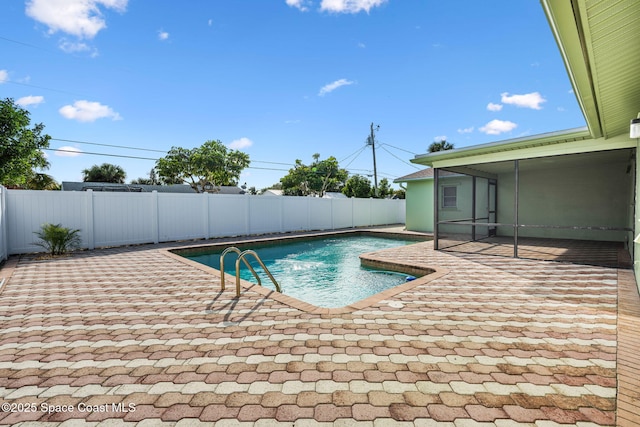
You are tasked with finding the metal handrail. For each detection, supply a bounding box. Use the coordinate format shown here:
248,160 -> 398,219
437,220 -> 631,231
235,250 -> 282,297
219,247 -> 262,291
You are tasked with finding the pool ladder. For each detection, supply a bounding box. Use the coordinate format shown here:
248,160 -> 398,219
219,247 -> 282,297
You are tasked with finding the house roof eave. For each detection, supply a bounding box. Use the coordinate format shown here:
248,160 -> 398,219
541,0 -> 640,140
411,127 -> 590,167
539,0 -> 603,139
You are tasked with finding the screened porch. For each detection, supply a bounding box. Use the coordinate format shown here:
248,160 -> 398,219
433,148 -> 635,268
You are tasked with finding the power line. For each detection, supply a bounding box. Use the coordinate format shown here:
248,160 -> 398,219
4,79 -> 86,97
348,169 -> 399,181
342,145 -> 368,169
339,144 -> 368,163
252,160 -> 295,166
51,138 -> 298,166
51,138 -> 168,154
49,135 -> 413,173
0,35 -> 52,52
379,145 -> 421,170
45,139 -> 403,179
43,147 -> 404,187
43,147 -> 158,161
44,147 -> 293,171
379,142 -> 419,156
246,166 -> 290,172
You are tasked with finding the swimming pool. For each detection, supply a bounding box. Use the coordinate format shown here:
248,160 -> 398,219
183,235 -> 420,308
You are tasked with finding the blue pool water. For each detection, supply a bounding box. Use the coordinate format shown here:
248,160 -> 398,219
185,235 -> 418,308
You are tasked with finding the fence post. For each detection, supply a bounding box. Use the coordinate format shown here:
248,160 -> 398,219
151,191 -> 159,244
280,196 -> 284,233
0,186 -> 7,260
202,192 -> 210,239
245,194 -> 251,236
85,190 -> 95,250
351,197 -> 355,228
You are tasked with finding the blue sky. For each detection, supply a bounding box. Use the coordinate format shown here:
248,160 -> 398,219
1,0 -> 586,190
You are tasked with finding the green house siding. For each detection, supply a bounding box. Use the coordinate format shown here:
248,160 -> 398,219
437,175 -> 474,236
405,180 -> 433,233
495,159 -> 632,242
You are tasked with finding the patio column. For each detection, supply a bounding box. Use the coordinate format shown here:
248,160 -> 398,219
514,159 -> 519,258
472,176 -> 477,241
434,168 -> 439,250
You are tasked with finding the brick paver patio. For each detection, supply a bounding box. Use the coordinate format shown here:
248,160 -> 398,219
0,229 -> 637,426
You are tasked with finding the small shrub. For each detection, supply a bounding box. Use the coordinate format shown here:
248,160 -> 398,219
33,223 -> 82,256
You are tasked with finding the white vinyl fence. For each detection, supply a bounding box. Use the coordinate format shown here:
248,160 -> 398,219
2,188 -> 406,255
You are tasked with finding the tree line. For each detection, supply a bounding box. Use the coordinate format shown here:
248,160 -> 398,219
1,97 -> 409,198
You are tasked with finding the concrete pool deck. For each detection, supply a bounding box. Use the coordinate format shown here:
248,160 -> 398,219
0,227 -> 638,426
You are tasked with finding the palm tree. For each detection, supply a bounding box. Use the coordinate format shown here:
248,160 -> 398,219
24,173 -> 60,190
428,139 -> 455,153
130,168 -> 161,185
82,163 -> 127,183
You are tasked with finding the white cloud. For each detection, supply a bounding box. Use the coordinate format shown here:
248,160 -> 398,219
55,146 -> 83,157
318,78 -> 354,96
158,30 -> 169,41
59,100 -> 122,122
25,0 -> 128,39
59,39 -> 97,56
0,70 -> 8,83
320,0 -> 387,13
457,126 -> 474,134
357,42 -> 366,48
228,137 -> 253,150
434,135 -> 447,142
16,95 -> 45,107
500,92 -> 546,110
208,19 -> 213,26
486,102 -> 502,112
479,119 -> 517,135
286,0 -> 310,11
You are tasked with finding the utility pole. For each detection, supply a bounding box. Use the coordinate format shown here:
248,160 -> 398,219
367,122 -> 380,197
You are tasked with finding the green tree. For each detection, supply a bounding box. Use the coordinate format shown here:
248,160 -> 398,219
155,140 -> 250,193
392,188 -> 406,199
280,154 -> 348,197
428,139 -> 455,153
82,163 -> 127,183
0,98 -> 51,187
342,175 -> 372,198
376,177 -> 392,199
24,172 -> 60,190
130,168 -> 160,185
280,159 -> 312,196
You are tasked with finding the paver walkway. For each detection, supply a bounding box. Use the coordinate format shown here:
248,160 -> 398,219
0,232 -> 635,426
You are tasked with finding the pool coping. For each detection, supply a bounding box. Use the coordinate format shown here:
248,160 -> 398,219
160,229 -> 449,314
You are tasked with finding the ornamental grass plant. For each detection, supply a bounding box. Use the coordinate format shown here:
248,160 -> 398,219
33,223 -> 81,256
